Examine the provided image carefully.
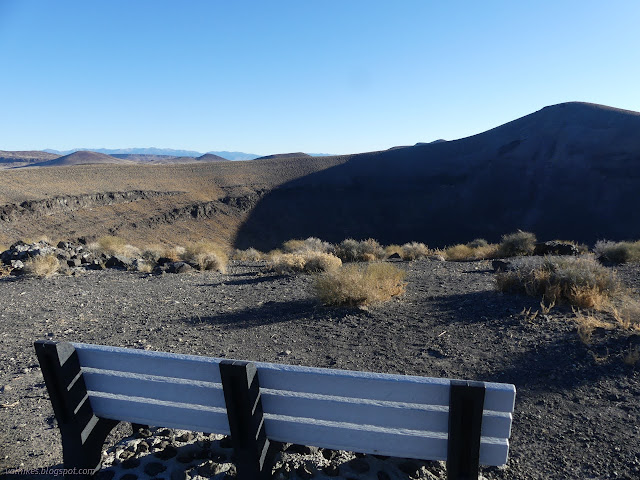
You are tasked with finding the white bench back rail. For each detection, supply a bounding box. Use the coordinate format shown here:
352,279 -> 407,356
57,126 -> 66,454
73,342 -> 515,466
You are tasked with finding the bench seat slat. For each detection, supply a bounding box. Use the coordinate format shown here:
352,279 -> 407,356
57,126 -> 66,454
82,368 -> 226,410
72,343 -> 515,413
261,390 -> 512,439
88,391 -> 230,434
263,415 -> 510,466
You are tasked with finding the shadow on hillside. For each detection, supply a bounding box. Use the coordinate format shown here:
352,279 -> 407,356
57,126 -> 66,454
178,298 -> 322,329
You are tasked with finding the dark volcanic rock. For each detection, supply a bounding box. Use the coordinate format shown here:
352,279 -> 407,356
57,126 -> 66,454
534,241 -> 579,256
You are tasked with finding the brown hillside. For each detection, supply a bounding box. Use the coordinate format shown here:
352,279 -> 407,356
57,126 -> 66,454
30,150 -> 135,167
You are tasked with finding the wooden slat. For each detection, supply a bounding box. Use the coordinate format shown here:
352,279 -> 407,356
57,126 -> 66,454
82,368 -> 226,409
88,392 -> 230,434
73,343 -> 223,383
72,343 -> 515,413
261,390 -> 512,439
263,415 -> 510,466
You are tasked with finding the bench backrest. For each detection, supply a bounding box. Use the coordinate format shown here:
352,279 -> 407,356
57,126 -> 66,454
72,342 -> 515,466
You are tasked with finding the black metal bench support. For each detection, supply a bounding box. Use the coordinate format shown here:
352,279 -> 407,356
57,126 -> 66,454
219,360 -> 274,480
34,341 -> 119,479
447,380 -> 486,480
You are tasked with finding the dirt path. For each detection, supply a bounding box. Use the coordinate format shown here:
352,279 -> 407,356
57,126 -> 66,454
1,260 -> 638,479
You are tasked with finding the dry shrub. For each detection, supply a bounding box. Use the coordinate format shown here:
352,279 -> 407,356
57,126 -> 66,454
283,237 -> 334,254
496,256 -> 620,310
497,230 -> 537,257
93,236 -> 141,257
269,253 -> 306,274
445,244 -> 474,261
268,252 -> 342,274
23,254 -> 60,278
445,242 -> 499,261
335,238 -> 385,262
233,247 -> 264,261
572,308 -> 614,344
594,240 -> 640,264
314,262 -> 406,307
182,242 -> 228,273
401,242 -> 431,260
303,252 -> 342,273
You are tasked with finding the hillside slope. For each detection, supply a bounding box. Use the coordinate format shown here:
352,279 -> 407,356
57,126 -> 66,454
236,102 -> 640,249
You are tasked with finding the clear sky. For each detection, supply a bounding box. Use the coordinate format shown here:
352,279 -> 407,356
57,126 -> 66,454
1,1 -> 639,156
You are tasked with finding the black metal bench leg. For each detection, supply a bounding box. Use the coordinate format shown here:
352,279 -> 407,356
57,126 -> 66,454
219,360 -> 274,480
447,380 -> 486,480
35,341 -> 119,479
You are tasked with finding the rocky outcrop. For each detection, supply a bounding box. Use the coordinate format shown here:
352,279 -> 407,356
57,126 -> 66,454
138,191 -> 265,228
0,191 -> 181,223
533,241 -> 580,256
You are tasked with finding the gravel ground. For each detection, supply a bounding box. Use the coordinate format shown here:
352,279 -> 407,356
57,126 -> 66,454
0,259 -> 638,479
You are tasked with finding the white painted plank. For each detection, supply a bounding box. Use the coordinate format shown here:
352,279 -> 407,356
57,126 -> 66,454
261,390 -> 513,439
73,343 -> 515,413
73,343 -> 223,383
263,415 -> 510,466
82,368 -> 226,409
88,391 -> 230,434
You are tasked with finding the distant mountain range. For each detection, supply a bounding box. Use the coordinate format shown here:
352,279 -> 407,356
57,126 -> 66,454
42,148 -> 260,161
41,148 -> 336,161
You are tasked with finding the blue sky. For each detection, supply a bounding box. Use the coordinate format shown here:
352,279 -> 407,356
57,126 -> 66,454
1,1 -> 639,156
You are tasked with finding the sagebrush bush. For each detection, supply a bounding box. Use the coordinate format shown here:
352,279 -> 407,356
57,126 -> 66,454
233,247 -> 264,261
400,242 -> 431,260
181,242 -> 228,273
282,237 -> 334,254
268,251 -> 342,274
445,241 -> 499,261
93,236 -> 140,257
496,256 -> 620,310
594,240 -> 640,264
315,262 -> 406,306
497,231 -> 537,257
23,254 -> 60,278
335,238 -> 385,262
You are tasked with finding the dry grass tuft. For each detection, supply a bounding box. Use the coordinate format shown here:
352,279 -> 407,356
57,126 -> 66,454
268,251 -> 342,274
181,242 -> 228,273
594,240 -> 640,264
384,244 -> 404,258
233,247 -> 264,261
314,262 -> 406,307
497,230 -> 537,257
92,236 -> 141,257
23,254 -> 60,278
572,308 -> 614,344
444,240 -> 499,261
400,242 -> 431,260
282,237 -> 334,254
335,238 -> 385,262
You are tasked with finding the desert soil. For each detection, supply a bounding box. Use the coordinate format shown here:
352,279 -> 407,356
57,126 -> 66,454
0,259 -> 638,479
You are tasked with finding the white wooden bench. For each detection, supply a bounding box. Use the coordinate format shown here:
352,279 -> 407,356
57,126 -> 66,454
35,340 -> 516,480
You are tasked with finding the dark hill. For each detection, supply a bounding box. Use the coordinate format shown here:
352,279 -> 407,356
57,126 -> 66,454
31,151 -> 134,167
255,152 -> 311,160
235,102 -> 640,250
196,153 -> 229,162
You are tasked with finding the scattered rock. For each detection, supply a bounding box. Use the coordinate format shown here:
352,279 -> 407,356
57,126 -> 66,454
534,241 -> 579,256
491,259 -> 513,272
